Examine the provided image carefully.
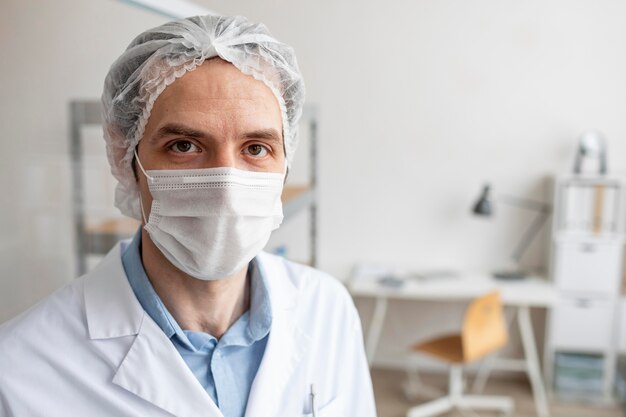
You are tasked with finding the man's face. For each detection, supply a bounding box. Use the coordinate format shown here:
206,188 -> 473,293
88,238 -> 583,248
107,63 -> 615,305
136,58 -> 284,222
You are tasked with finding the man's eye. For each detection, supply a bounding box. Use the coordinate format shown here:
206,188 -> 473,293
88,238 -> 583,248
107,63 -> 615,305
170,141 -> 198,153
245,144 -> 268,157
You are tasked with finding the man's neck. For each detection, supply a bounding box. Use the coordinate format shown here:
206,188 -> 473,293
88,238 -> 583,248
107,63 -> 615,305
140,229 -> 250,339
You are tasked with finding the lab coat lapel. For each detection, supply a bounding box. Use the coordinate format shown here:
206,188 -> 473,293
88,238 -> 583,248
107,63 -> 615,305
244,253 -> 311,417
113,316 -> 222,417
84,243 -> 222,417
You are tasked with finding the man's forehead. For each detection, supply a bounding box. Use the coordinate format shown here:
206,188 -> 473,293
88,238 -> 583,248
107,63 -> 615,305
159,58 -> 276,102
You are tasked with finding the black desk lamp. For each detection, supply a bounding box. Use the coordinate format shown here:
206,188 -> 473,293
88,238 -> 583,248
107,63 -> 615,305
472,185 -> 551,280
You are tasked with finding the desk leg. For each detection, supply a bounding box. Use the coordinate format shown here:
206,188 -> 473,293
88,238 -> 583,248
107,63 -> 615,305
518,306 -> 550,417
365,296 -> 388,367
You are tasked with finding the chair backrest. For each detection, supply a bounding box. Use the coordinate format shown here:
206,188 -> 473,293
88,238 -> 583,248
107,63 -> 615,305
461,291 -> 508,363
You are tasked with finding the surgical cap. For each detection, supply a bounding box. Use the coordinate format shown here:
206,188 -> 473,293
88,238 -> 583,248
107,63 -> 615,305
102,14 -> 305,220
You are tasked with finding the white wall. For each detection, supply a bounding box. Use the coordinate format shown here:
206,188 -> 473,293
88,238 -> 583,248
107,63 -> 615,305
2,0 -> 626,367
208,0 -> 626,366
209,0 -> 626,276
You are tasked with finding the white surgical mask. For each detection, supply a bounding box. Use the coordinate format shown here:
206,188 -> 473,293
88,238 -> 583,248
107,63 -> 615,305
135,150 -> 284,280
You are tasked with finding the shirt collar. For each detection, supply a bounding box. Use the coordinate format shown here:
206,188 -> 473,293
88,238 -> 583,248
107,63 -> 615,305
121,228 -> 273,349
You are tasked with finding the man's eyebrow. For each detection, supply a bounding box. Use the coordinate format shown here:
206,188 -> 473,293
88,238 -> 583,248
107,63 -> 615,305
150,123 -> 210,142
150,124 -> 282,144
243,129 -> 282,143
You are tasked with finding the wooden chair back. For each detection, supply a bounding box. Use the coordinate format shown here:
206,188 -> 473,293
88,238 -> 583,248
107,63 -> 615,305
461,291 -> 508,363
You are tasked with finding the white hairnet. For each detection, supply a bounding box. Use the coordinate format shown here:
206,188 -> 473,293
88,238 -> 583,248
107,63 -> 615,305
102,14 -> 305,219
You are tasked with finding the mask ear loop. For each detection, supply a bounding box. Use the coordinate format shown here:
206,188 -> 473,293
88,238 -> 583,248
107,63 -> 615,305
134,148 -> 154,182
134,148 -> 153,224
138,194 -> 148,225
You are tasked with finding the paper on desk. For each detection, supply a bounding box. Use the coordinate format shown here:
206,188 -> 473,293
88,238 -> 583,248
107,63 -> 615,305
350,264 -> 459,283
350,264 -> 393,282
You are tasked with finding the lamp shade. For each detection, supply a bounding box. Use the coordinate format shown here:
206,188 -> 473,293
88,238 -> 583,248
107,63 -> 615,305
472,185 -> 493,216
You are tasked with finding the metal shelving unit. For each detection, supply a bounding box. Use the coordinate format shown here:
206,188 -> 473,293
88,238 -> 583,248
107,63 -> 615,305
70,100 -> 318,275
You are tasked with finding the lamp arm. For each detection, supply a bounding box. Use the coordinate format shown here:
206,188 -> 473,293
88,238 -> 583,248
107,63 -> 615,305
511,211 -> 551,264
498,194 -> 551,213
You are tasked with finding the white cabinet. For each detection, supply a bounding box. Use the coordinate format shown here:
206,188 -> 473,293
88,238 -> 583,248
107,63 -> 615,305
551,297 -> 614,351
545,175 -> 625,402
553,241 -> 622,294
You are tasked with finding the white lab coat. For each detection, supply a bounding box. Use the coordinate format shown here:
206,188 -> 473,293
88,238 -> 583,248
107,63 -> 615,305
0,243 -> 376,417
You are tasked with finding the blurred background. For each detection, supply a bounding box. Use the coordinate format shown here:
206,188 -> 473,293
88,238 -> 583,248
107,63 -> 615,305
2,0 -> 626,416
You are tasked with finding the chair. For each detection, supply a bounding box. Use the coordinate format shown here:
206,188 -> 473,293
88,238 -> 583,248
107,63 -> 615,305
406,291 -> 514,417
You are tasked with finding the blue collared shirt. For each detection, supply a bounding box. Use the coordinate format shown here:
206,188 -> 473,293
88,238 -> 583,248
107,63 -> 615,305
121,229 -> 272,417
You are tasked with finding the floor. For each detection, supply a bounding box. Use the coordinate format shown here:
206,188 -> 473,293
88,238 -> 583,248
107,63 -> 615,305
371,368 -> 624,417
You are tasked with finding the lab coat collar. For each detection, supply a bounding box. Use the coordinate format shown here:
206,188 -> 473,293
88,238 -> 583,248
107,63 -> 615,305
112,312 -> 222,417
84,242 -> 222,416
84,242 -> 143,339
244,252 -> 311,417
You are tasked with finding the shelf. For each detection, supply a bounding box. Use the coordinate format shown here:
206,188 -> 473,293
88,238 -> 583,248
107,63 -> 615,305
282,185 -> 314,221
85,217 -> 140,235
84,218 -> 139,255
558,175 -> 623,187
554,232 -> 624,243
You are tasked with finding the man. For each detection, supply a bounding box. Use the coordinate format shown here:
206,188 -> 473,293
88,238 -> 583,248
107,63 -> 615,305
0,14 -> 376,417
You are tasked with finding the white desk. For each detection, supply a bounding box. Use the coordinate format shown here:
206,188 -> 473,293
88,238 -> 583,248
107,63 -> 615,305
348,268 -> 557,417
